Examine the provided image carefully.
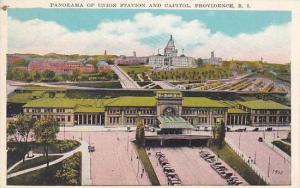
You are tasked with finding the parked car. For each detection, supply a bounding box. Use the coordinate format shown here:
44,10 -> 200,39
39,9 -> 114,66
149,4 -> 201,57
266,127 -> 272,131
253,127 -> 259,131
88,145 -> 95,152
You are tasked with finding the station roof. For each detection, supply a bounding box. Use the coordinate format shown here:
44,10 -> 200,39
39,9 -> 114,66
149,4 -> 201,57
228,108 -> 249,114
238,100 -> 290,110
157,116 -> 194,129
23,98 -> 77,108
182,97 -> 226,108
23,98 -> 114,112
105,96 -> 156,107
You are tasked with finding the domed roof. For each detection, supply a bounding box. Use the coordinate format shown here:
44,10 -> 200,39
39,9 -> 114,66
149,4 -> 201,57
165,35 -> 175,48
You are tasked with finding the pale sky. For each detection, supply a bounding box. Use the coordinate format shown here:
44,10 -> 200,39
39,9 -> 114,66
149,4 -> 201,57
8,9 -> 291,63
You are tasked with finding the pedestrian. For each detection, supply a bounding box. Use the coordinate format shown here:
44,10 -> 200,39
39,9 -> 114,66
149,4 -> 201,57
142,168 -> 144,173
141,173 -> 143,178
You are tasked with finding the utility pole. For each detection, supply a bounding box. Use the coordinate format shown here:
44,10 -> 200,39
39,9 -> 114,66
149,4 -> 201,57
63,124 -> 65,140
254,152 -> 256,164
127,131 -> 129,152
238,133 -> 241,149
137,157 -> 140,177
267,156 -> 271,177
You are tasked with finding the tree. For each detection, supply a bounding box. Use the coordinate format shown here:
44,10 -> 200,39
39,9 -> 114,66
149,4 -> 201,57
34,117 -> 60,167
135,119 -> 145,147
195,58 -> 203,67
218,120 -> 226,148
286,131 -> 291,143
6,114 -> 35,162
33,71 -> 41,81
43,70 -> 56,81
55,152 -> 81,185
72,69 -> 80,81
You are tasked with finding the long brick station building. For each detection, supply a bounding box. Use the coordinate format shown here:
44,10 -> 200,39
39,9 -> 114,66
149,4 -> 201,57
23,91 -> 291,128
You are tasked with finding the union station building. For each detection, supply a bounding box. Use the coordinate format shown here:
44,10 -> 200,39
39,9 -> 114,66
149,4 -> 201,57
23,91 -> 291,128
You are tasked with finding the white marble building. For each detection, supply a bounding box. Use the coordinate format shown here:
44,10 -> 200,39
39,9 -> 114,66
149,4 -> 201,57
203,51 -> 223,65
149,35 -> 194,69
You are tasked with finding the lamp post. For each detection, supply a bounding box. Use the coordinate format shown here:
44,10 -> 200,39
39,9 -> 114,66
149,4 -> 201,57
63,124 -> 65,140
136,156 -> 140,177
254,151 -> 256,164
127,130 -> 129,152
238,133 -> 241,149
267,156 -> 271,177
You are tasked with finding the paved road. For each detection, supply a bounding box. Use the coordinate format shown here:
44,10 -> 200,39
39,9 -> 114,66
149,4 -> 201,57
110,65 -> 141,89
149,147 -> 246,185
57,131 -> 150,186
226,131 -> 290,185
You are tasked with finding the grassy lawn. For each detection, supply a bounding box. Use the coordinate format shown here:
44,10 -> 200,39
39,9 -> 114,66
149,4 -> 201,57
210,142 -> 267,185
133,143 -> 160,185
7,152 -> 81,185
32,140 -> 81,154
9,155 -> 63,174
7,140 -> 80,168
272,140 -> 291,156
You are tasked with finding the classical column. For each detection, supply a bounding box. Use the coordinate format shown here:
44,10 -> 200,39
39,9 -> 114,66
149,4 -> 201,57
233,115 -> 236,125
100,114 -> 102,125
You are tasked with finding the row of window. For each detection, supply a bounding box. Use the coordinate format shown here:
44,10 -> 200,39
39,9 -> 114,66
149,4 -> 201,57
32,115 -> 71,122
108,109 -> 156,115
25,108 -> 68,113
253,116 -> 290,123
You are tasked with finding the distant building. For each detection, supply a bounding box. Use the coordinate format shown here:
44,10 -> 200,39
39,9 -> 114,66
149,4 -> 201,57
28,59 -> 94,74
148,35 -> 194,69
114,51 -> 148,65
203,51 -> 222,65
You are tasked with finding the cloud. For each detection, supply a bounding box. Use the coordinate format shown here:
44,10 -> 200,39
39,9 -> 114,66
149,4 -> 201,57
8,13 -> 290,63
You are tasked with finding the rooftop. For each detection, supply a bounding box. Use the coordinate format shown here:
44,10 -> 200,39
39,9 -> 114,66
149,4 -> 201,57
23,98 -> 116,112
157,116 -> 194,129
182,97 -> 226,108
105,96 -> 156,107
238,100 -> 290,110
228,108 -> 249,114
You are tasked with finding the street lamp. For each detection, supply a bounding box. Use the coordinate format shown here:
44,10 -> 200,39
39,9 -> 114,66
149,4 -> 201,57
238,133 -> 241,149
254,151 -> 256,164
136,156 -> 140,177
267,156 -> 271,177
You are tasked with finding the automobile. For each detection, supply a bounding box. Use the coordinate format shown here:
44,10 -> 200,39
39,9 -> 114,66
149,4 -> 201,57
266,127 -> 272,131
226,127 -> 231,132
258,137 -> 263,142
149,127 -> 155,132
253,127 -> 259,131
235,128 -> 246,132
164,168 -> 175,173
204,126 -> 208,131
166,172 -> 177,177
127,126 -> 133,132
88,145 -> 95,152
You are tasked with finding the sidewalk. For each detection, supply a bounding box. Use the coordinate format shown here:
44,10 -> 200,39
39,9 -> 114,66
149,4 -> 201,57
225,138 -> 270,184
60,125 -> 136,132
263,137 -> 291,163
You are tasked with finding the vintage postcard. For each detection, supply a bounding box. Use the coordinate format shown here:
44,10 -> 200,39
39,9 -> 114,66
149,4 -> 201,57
1,0 -> 300,187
